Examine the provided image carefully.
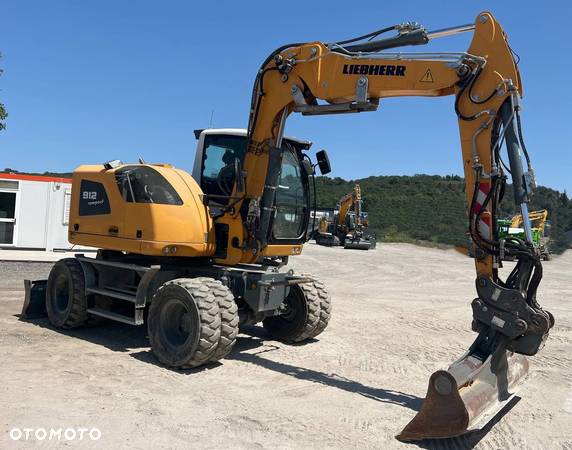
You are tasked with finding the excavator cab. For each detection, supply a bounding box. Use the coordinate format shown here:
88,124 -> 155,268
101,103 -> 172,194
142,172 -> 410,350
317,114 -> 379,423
192,128 -> 320,246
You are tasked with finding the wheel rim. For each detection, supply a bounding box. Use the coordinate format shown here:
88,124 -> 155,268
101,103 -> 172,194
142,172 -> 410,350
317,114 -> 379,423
52,274 -> 70,314
277,286 -> 306,327
159,298 -> 195,352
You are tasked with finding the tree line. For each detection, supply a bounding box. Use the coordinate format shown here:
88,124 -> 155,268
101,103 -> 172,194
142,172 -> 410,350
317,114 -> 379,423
314,175 -> 572,254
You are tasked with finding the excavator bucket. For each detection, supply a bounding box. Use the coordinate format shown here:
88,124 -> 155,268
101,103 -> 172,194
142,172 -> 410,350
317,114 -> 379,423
397,349 -> 529,441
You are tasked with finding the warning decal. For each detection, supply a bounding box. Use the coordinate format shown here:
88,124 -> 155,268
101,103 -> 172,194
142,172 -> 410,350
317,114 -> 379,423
419,69 -> 434,83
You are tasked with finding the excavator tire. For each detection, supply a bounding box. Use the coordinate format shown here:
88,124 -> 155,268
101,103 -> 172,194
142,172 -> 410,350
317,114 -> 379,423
208,280 -> 239,361
301,274 -> 332,339
46,258 -> 89,329
263,282 -> 320,343
148,278 -> 221,369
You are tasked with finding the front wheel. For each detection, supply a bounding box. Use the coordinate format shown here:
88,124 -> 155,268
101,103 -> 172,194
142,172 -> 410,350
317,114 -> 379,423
303,276 -> 332,339
263,277 -> 331,343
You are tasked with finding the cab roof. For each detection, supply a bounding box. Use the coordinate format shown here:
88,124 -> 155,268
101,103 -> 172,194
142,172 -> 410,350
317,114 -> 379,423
194,128 -> 312,150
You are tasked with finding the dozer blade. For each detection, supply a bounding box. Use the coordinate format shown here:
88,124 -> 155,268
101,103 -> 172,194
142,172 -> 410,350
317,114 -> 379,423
343,239 -> 372,250
397,349 -> 528,441
21,279 -> 48,320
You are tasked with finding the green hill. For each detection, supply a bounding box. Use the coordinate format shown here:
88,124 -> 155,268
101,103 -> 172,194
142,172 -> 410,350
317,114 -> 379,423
315,175 -> 572,254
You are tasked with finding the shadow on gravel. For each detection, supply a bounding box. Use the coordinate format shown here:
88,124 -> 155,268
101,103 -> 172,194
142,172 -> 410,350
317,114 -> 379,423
408,396 -> 521,450
22,317 -> 149,352
22,317 -> 423,409
228,326 -> 423,412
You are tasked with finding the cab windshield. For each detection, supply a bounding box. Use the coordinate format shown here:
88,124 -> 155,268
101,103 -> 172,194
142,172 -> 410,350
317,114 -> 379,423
200,134 -> 247,199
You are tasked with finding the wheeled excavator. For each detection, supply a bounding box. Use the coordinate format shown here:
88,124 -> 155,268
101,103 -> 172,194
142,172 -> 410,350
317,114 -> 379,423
315,184 -> 376,249
23,11 -> 553,441
313,213 -> 340,246
337,184 -> 376,250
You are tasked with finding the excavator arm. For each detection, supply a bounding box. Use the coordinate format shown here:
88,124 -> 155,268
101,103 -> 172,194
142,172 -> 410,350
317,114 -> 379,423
337,190 -> 356,228
218,11 -> 553,439
336,184 -> 361,230
224,11 -> 526,269
512,208 -> 549,232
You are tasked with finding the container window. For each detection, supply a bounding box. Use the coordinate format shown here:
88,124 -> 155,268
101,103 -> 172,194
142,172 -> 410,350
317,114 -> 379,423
0,180 -> 19,190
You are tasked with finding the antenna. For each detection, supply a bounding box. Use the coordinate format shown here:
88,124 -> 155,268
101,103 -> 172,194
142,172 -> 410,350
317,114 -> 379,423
209,110 -> 214,128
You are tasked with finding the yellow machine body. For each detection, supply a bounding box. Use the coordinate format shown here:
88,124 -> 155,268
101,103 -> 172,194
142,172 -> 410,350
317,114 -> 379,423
68,164 -> 217,258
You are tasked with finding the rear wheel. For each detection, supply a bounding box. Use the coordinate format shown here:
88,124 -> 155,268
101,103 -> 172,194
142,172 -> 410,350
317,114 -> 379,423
46,258 -> 88,328
147,278 -> 221,369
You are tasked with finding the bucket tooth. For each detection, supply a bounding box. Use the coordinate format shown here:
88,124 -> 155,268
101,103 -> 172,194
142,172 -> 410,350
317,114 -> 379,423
397,350 -> 529,441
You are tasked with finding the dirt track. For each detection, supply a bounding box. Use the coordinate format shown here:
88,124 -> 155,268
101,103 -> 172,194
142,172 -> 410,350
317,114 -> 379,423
1,243 -> 571,449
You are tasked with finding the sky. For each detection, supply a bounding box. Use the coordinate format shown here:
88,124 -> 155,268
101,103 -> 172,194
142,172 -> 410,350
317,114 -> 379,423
1,1 -> 571,193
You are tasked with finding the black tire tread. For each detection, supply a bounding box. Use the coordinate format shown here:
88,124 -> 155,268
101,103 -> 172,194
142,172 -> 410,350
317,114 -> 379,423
207,280 -> 239,361
263,280 -> 321,344
148,277 -> 221,369
302,274 -> 332,339
47,258 -> 88,329
295,281 -> 322,342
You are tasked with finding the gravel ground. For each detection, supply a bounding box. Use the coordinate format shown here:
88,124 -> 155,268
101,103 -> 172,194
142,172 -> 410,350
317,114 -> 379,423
0,244 -> 570,449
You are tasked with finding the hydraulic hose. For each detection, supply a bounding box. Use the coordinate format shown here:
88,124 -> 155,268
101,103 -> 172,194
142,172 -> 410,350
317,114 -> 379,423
333,28 -> 429,53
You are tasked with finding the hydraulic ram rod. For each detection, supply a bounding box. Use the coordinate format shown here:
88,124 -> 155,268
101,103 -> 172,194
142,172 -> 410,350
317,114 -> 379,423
427,24 -> 475,40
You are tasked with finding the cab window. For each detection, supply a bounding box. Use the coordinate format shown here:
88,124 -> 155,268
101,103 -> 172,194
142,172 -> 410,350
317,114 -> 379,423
115,166 -> 182,205
201,134 -> 247,198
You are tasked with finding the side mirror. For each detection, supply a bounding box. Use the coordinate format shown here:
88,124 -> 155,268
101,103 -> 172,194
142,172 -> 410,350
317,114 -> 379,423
234,158 -> 245,194
316,150 -> 331,175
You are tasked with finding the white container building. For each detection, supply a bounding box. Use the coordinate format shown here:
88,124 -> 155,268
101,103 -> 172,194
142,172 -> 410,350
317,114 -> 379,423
0,173 -> 73,251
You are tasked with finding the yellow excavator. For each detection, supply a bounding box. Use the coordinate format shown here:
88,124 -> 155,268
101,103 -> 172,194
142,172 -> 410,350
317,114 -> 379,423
314,213 -> 339,246
338,184 -> 376,250
512,209 -> 551,260
315,184 -> 376,249
497,209 -> 551,261
24,12 -> 553,441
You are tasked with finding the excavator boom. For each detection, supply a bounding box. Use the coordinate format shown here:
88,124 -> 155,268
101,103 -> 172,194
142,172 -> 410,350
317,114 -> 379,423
231,11 -> 553,440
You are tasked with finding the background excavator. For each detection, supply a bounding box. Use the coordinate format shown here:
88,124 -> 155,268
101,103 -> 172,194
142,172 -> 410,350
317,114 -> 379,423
313,213 -> 339,246
498,209 -> 551,260
23,11 -> 553,441
315,184 -> 376,249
